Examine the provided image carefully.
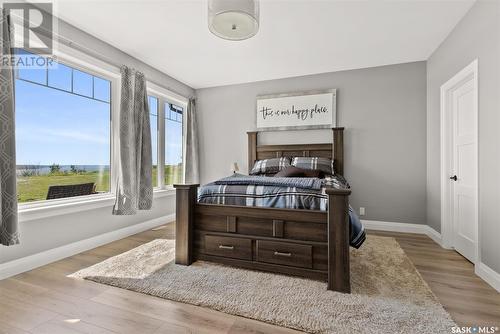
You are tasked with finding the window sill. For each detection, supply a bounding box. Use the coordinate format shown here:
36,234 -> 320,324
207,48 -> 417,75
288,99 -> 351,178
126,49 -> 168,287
18,188 -> 176,223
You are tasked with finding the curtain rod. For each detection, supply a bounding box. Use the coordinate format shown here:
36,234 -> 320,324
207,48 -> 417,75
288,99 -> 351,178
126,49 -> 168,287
58,36 -> 192,101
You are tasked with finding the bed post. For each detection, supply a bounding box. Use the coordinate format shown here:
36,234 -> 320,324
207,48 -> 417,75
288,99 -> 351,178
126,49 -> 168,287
173,184 -> 199,265
332,127 -> 344,175
247,131 -> 258,171
326,187 -> 351,293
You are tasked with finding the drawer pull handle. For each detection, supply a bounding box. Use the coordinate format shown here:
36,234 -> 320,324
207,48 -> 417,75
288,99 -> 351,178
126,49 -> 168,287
218,245 -> 234,250
274,251 -> 292,257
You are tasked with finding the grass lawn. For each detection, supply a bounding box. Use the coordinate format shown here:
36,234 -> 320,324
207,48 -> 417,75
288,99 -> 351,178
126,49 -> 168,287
17,165 -> 183,203
165,164 -> 183,185
17,171 -> 110,203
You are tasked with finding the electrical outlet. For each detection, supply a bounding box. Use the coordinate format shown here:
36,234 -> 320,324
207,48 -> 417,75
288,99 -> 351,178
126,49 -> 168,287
359,207 -> 366,216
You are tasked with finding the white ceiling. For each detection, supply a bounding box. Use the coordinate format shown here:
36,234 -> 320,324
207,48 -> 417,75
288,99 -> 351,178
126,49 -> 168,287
54,0 -> 475,89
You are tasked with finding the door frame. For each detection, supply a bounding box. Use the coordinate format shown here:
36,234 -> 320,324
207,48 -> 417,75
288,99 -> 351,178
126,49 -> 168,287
440,59 -> 479,263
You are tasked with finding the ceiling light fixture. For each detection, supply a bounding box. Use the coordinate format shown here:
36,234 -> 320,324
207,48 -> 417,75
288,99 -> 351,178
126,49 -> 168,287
208,0 -> 259,41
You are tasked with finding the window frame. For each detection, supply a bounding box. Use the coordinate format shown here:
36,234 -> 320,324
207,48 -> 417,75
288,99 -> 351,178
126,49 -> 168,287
16,42 -> 120,211
15,54 -> 114,203
147,82 -> 188,190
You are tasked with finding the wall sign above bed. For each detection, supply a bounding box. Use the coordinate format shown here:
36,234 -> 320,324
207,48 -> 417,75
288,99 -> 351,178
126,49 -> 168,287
256,89 -> 337,131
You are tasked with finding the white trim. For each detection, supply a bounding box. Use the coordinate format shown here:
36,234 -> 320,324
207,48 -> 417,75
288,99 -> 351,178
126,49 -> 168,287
424,225 -> 447,248
148,81 -> 189,106
440,59 -> 479,262
475,263 -> 500,293
0,215 -> 175,280
18,189 -> 175,223
53,42 -> 121,78
361,220 -> 447,248
362,219 -> 428,234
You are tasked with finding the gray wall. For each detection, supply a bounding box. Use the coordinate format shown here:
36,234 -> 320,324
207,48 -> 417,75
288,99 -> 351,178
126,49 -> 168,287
427,0 -> 500,272
0,18 -> 194,266
197,62 -> 427,224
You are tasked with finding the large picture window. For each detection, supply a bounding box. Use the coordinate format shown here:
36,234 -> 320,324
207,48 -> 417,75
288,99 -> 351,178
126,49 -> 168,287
15,50 -> 185,205
15,51 -> 112,203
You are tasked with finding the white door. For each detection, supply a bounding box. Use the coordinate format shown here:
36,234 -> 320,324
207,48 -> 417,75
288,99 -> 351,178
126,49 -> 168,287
446,66 -> 478,263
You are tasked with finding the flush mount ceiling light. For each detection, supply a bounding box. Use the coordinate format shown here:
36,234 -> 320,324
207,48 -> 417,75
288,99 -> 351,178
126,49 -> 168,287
208,0 -> 259,41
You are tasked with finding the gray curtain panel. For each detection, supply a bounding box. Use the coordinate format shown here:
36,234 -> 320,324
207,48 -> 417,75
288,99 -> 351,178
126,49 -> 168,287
0,11 -> 19,245
185,98 -> 199,184
113,66 -> 153,215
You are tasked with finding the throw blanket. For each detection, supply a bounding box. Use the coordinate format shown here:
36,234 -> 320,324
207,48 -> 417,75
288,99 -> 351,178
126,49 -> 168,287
215,174 -> 323,190
349,207 -> 365,248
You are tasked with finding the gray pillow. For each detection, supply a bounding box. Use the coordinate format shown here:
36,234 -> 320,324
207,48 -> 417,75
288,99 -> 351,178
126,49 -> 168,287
291,157 -> 334,175
250,157 -> 291,175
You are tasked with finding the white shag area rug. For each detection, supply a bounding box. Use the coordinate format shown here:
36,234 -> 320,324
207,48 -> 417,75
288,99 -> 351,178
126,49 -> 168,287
70,236 -> 455,334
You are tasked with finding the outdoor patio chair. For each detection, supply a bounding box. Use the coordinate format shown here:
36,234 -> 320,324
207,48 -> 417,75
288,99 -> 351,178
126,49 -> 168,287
46,183 -> 96,200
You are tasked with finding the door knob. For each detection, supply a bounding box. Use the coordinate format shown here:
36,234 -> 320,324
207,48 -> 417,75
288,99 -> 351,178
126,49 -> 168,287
449,175 -> 458,181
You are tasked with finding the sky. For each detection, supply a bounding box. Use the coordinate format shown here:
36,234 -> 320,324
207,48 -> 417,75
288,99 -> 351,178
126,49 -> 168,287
15,60 -> 182,166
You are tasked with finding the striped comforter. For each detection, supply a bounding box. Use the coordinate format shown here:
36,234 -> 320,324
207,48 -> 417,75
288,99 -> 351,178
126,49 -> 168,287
198,175 -> 365,248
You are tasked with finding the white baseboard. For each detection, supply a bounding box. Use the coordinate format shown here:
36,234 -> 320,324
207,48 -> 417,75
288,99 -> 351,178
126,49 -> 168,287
0,214 -> 175,280
476,262 -> 500,293
361,219 -> 444,247
362,220 -> 427,234
422,225 -> 447,247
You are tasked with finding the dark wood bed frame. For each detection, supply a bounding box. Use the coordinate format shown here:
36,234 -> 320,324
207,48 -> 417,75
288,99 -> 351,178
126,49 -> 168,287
174,127 -> 351,292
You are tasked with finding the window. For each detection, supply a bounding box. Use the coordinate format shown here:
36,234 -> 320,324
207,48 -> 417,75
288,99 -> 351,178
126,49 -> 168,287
15,51 -> 112,203
165,103 -> 183,185
149,96 -> 159,187
148,88 -> 186,189
15,49 -> 184,205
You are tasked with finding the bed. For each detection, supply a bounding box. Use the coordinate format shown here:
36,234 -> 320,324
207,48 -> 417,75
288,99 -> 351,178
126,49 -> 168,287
174,128 -> 361,293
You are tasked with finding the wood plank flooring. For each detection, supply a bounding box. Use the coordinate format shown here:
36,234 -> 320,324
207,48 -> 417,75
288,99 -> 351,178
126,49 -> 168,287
0,223 -> 498,333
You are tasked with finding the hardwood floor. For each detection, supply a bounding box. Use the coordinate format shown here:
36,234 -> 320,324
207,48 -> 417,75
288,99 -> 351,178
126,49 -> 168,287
0,223 -> 499,333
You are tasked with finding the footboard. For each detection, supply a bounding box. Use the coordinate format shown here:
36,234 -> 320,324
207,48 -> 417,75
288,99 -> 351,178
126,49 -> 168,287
173,184 -> 351,293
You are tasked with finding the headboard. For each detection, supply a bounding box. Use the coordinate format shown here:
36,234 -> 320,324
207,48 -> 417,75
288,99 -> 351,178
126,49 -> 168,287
247,127 -> 344,175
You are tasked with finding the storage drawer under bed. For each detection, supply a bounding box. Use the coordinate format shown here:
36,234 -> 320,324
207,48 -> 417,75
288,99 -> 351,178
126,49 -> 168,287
204,235 -> 252,260
256,240 -> 313,269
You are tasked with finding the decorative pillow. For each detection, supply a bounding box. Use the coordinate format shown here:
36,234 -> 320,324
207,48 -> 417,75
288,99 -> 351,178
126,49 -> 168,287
250,157 -> 291,175
274,166 -> 323,178
291,157 -> 334,175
